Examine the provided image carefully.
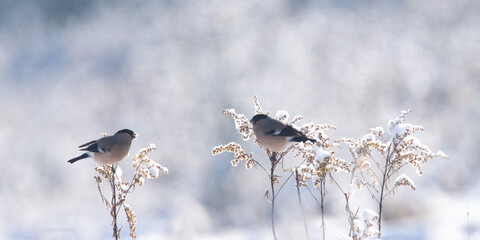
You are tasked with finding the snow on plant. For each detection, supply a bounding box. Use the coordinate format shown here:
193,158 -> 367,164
222,109 -> 255,141
351,209 -> 380,239
213,96 -> 339,240
336,109 -> 449,239
293,138 -> 346,240
95,143 -> 169,239
212,142 -> 255,169
394,174 -> 416,191
213,97 -> 448,240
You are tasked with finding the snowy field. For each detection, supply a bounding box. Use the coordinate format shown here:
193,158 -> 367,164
0,0 -> 478,239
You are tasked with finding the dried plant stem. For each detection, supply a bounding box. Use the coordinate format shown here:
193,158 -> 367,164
92,144 -> 165,240
295,168 -> 310,240
275,171 -> 294,199
344,193 -> 359,238
378,143 -> 393,238
378,171 -> 387,238
269,154 -> 278,240
319,179 -> 326,240
329,174 -> 358,237
111,165 -> 119,240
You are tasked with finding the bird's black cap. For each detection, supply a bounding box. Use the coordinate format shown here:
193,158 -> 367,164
250,114 -> 268,124
116,129 -> 137,139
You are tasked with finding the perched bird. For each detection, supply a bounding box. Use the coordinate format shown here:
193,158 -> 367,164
250,114 -> 316,153
68,129 -> 137,165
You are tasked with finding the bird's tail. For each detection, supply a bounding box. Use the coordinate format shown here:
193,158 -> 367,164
67,153 -> 90,164
291,136 -> 317,143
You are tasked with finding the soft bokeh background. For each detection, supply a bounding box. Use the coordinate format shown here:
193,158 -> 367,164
1,0 -> 479,239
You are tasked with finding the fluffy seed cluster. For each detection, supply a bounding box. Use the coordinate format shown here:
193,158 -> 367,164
387,110 -> 449,176
351,209 -> 380,239
213,96 -> 270,170
212,142 -> 255,169
295,141 -> 347,188
336,110 -> 449,198
300,122 -> 337,149
222,109 -> 254,140
214,98 -> 449,240
95,165 -> 114,180
287,118 -> 343,188
289,115 -> 304,125
94,143 -> 169,239
253,95 -> 267,115
132,144 -> 169,185
215,96 -> 343,189
394,174 -> 416,191
124,204 -> 137,239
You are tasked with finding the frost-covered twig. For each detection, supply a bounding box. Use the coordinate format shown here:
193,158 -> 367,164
214,98 -> 448,240
95,143 -> 169,239
295,168 -> 310,240
336,110 -> 449,238
214,96 -> 339,240
269,153 -> 278,240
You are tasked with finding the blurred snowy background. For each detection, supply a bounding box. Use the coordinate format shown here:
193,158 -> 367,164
0,0 -> 479,239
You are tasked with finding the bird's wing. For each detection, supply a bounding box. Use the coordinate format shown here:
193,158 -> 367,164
94,136 -> 118,153
80,143 -> 101,153
79,136 -> 115,153
78,140 -> 97,148
265,125 -> 302,137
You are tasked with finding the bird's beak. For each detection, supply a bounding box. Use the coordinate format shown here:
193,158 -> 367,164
133,133 -> 138,139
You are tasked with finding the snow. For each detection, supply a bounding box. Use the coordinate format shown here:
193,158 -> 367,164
276,110 -> 289,121
362,208 -> 379,221
224,109 -> 242,130
395,174 -> 416,190
148,163 -> 160,178
436,150 -> 449,159
114,166 -> 123,178
0,1 -> 476,240
389,123 -> 412,138
314,146 -> 331,162
362,133 -> 376,142
359,209 -> 380,238
347,177 -> 364,195
369,127 -> 384,136
403,135 -> 422,147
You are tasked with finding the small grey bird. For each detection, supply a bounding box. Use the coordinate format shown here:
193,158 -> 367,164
68,129 -> 137,165
250,114 -> 316,153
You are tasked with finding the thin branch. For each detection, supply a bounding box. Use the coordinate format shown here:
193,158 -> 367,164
378,142 -> 393,238
275,172 -> 295,199
358,171 -> 380,203
252,159 -> 270,177
269,153 -> 278,240
275,156 -> 308,198
319,179 -> 326,240
111,165 -> 119,240
367,153 -> 383,179
295,168 -> 310,240
95,177 -> 111,208
386,161 -> 409,180
305,185 -> 322,207
329,173 -> 346,195
363,183 -> 380,203
329,173 -> 358,238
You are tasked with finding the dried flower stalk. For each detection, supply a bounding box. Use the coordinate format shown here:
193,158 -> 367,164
94,143 -> 169,239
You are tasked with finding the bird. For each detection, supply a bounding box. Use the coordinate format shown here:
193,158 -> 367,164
250,114 -> 316,153
68,129 -> 137,165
